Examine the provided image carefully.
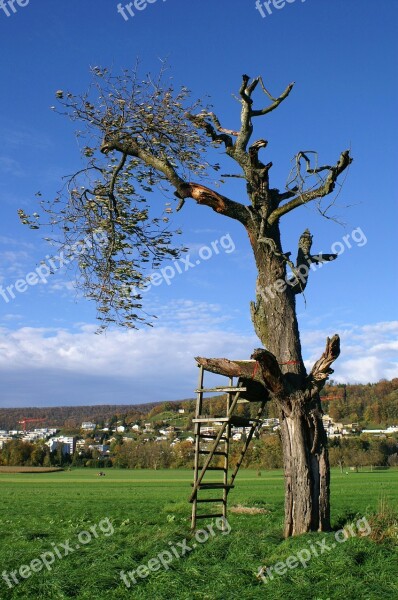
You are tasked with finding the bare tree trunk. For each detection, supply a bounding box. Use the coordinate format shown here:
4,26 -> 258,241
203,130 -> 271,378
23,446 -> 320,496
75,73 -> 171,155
279,409 -> 330,536
248,226 -> 332,535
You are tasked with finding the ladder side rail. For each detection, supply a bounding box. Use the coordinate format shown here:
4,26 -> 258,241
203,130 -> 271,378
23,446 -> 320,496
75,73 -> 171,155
191,365 -> 204,529
223,377 -> 233,523
229,399 -> 268,487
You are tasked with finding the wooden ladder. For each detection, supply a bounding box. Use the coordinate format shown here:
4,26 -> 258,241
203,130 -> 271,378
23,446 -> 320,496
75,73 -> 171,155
190,364 -> 267,529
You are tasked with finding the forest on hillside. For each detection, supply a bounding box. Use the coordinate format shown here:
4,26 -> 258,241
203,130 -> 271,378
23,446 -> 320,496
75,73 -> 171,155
0,402 -> 161,431
1,378 -> 397,431
320,379 -> 398,425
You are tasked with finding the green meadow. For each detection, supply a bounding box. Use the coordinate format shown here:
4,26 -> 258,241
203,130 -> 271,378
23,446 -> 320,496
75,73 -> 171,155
0,468 -> 397,600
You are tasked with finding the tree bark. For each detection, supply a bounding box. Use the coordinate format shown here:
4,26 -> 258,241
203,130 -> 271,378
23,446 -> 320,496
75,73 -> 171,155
250,224 -> 337,535
279,404 -> 331,536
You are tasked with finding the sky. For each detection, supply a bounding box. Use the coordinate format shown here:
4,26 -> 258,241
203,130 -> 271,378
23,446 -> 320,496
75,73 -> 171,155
0,0 -> 397,407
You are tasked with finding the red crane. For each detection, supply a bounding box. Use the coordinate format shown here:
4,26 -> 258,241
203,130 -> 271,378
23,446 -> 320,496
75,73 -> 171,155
18,418 -> 46,432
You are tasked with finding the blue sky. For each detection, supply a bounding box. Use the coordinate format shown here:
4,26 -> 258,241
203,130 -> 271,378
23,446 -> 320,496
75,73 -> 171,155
0,0 -> 397,407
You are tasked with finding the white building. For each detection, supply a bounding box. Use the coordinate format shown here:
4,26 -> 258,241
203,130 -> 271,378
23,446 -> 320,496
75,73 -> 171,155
47,436 -> 76,455
81,422 -> 96,431
89,444 -> 110,455
0,435 -> 12,449
386,426 -> 398,433
262,418 -> 280,427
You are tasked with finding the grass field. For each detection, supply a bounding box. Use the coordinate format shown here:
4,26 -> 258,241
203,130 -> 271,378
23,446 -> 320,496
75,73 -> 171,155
0,468 -> 397,600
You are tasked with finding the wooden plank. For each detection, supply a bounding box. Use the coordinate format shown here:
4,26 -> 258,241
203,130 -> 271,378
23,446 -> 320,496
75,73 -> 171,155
194,466 -> 227,471
192,417 -> 230,423
199,434 -> 228,440
198,450 -> 227,456
191,483 -> 234,489
195,387 -> 247,393
224,377 -> 233,520
229,416 -> 261,427
195,513 -> 224,519
196,498 -> 225,503
191,364 -> 204,530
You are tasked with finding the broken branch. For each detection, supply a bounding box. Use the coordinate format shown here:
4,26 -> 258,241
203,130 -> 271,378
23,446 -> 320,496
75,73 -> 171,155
306,335 -> 341,397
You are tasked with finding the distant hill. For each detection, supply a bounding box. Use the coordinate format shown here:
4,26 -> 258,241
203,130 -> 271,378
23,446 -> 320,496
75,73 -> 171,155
0,402 -> 162,431
320,379 -> 398,426
0,378 -> 397,431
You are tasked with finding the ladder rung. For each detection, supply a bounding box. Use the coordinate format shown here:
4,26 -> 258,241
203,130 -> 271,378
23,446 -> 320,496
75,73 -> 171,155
195,513 -> 224,519
229,416 -> 260,427
195,387 -> 247,393
193,417 -> 261,425
198,450 -> 227,456
192,483 -> 234,489
193,417 -> 231,423
194,466 -> 226,471
196,498 -> 225,503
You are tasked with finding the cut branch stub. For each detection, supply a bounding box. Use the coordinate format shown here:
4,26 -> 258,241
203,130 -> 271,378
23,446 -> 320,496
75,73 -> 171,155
250,348 -> 286,396
195,357 -> 263,383
195,356 -> 269,404
291,229 -> 339,295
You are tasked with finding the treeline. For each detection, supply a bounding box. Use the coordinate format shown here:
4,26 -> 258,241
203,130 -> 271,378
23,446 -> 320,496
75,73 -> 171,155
194,380 -> 398,428
0,436 -> 283,469
0,402 -> 161,431
1,378 -> 397,432
329,436 -> 398,470
0,440 -> 71,468
320,379 -> 398,425
1,434 -> 397,470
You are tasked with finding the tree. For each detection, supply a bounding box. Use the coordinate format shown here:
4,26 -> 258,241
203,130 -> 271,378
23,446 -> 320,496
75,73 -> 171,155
328,443 -> 346,473
30,441 -> 48,466
23,66 -> 352,536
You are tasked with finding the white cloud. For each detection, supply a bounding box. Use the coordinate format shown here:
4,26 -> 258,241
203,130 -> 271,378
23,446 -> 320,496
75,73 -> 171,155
0,301 -> 257,406
303,321 -> 398,383
0,310 -> 396,407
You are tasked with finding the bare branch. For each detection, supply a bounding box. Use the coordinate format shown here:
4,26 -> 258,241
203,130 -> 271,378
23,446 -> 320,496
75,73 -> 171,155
186,111 -> 234,148
196,111 -> 238,136
277,186 -> 299,202
235,74 -> 255,154
107,152 -> 127,217
268,150 -> 352,224
251,81 -> 294,117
